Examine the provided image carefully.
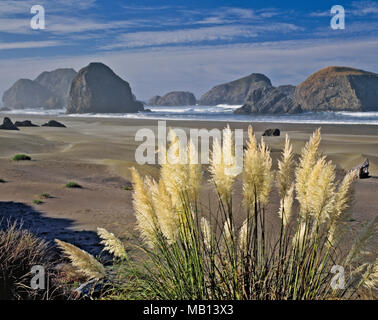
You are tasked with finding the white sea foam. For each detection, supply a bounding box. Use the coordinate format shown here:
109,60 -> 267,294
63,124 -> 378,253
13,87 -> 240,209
2,106 -> 378,125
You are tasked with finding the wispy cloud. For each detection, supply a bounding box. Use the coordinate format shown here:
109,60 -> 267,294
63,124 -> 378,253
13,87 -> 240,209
0,40 -> 62,50
104,23 -> 301,49
122,5 -> 182,11
104,26 -> 258,49
350,1 -> 378,15
0,0 -> 96,17
310,1 -> 378,17
0,18 -> 30,34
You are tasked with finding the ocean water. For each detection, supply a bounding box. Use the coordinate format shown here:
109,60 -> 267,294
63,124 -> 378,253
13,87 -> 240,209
2,105 -> 378,125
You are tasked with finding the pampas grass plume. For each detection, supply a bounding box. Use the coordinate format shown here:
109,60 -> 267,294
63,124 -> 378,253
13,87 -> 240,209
55,239 -> 105,279
97,228 -> 127,260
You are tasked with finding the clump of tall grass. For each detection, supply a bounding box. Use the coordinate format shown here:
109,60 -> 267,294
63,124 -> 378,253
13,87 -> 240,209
128,126 -> 376,299
0,222 -> 52,299
56,126 -> 377,300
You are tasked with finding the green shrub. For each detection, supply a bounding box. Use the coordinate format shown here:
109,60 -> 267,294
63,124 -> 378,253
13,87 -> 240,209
65,182 -> 82,189
12,154 -> 31,161
33,200 -> 44,205
123,185 -> 133,191
40,193 -> 51,199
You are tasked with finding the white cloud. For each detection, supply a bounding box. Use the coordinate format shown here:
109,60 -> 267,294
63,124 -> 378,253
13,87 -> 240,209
0,41 -> 62,50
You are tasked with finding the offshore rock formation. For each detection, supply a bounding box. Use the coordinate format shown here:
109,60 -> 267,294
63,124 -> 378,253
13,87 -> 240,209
199,73 -> 272,106
295,66 -> 378,111
148,91 -> 196,106
67,63 -> 144,114
34,68 -> 77,107
234,86 -> 300,114
2,79 -> 58,110
2,69 -> 77,110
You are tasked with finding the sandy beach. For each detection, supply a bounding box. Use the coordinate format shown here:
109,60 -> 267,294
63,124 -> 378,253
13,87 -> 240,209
1,114 -> 377,254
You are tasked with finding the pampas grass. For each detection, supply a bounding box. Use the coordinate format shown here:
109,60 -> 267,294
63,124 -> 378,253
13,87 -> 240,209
55,240 -> 105,280
56,126 -> 377,300
97,228 -> 127,260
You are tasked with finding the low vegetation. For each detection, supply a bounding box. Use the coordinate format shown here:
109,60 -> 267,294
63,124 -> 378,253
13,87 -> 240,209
33,199 -> 44,205
55,127 -> 377,300
12,154 -> 31,161
0,223 -> 52,299
40,193 -> 51,199
65,181 -> 82,189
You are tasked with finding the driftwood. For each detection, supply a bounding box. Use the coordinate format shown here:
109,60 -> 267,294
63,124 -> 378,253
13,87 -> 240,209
351,158 -> 369,179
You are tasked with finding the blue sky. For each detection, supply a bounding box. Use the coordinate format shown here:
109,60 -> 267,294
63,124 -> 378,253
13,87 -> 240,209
0,0 -> 378,102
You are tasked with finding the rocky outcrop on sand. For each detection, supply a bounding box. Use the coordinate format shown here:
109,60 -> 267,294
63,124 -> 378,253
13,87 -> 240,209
14,120 -> 39,127
41,120 -> 66,128
148,91 -> 196,106
2,69 -> 77,110
0,117 -> 19,130
295,66 -> 378,111
234,86 -> 300,114
263,128 -> 280,136
67,63 -> 144,113
199,73 -> 272,106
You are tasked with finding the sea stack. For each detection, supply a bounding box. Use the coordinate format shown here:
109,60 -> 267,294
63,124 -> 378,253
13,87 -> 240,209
148,91 -> 196,106
67,62 -> 144,114
234,86 -> 300,114
2,79 -> 58,110
34,68 -> 77,107
295,66 -> 378,111
199,73 -> 272,106
2,69 -> 76,110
